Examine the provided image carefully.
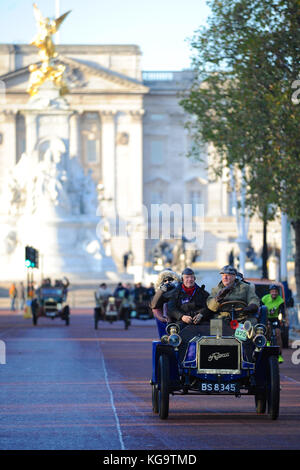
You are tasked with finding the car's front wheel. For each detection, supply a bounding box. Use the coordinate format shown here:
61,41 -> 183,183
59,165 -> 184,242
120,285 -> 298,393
267,355 -> 280,420
158,354 -> 170,420
63,306 -> 70,326
152,384 -> 159,414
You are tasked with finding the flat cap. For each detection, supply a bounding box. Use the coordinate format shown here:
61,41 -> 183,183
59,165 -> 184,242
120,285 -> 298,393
219,265 -> 237,275
181,267 -> 195,276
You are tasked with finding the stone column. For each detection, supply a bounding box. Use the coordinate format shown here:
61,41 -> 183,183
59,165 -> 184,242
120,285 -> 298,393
4,110 -> 17,166
24,112 -> 38,160
129,110 -> 144,215
69,111 -> 80,159
100,110 -> 117,211
127,109 -> 145,268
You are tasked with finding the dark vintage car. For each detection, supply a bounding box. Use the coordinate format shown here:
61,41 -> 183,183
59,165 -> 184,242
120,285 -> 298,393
31,287 -> 70,326
94,294 -> 119,329
151,302 -> 280,420
246,278 -> 289,348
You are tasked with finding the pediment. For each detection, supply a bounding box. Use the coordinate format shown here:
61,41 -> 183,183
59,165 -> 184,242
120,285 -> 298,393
144,176 -> 170,186
0,55 -> 149,95
184,176 -> 208,185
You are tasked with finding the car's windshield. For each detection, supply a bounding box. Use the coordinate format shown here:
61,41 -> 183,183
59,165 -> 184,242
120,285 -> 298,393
40,288 -> 63,297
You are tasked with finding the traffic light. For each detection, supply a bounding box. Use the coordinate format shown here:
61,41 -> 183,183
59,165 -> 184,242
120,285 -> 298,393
25,246 -> 39,268
25,246 -> 33,267
32,249 -> 39,268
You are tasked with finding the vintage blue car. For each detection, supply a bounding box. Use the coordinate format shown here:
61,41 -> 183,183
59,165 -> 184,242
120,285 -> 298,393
32,286 -> 70,326
151,302 -> 280,420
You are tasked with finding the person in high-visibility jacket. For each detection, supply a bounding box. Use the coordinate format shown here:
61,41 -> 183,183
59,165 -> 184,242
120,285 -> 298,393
262,284 -> 285,363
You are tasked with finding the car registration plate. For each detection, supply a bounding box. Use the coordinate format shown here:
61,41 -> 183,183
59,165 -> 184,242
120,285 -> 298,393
200,382 -> 238,393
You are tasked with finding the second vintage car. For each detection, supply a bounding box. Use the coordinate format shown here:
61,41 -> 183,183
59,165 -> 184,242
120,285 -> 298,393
31,286 -> 70,326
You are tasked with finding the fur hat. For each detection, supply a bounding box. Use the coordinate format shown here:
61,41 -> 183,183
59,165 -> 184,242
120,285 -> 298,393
154,269 -> 180,290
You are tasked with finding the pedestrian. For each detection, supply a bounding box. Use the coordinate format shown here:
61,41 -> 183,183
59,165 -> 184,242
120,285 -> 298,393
9,282 -> 18,311
147,282 -> 155,298
228,249 -> 234,266
19,282 -> 26,311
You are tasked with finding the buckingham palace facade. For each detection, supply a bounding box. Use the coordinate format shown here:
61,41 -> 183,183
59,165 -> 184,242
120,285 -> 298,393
0,44 -> 281,277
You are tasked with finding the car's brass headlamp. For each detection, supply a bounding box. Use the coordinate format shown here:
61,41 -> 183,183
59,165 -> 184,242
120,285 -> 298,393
161,323 -> 182,349
253,334 -> 267,349
254,323 -> 267,336
253,323 -> 267,349
243,320 -> 254,339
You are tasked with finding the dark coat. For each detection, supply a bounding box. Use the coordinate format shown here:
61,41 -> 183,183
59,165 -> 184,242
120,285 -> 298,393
167,283 -> 214,323
150,283 -> 179,310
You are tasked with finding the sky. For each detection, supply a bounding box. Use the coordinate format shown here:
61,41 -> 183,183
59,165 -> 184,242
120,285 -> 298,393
0,0 -> 211,70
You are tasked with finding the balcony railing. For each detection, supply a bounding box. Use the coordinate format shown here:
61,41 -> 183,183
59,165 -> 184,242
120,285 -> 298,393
142,71 -> 175,81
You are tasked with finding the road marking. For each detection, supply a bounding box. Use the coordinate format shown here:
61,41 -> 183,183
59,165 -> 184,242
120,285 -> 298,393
282,375 -> 300,386
96,339 -> 125,450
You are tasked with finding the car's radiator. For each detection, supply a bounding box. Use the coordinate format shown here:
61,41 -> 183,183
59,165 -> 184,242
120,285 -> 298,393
197,337 -> 241,374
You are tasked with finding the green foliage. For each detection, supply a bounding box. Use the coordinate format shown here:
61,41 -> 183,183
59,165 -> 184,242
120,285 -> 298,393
180,0 -> 300,221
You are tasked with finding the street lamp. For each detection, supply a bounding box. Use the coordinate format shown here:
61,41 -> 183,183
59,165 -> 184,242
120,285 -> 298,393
229,166 -> 249,274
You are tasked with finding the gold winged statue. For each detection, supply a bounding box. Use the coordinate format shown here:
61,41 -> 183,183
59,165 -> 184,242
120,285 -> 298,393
27,3 -> 71,97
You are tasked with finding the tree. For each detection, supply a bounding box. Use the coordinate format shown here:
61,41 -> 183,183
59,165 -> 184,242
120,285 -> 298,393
180,0 -> 300,297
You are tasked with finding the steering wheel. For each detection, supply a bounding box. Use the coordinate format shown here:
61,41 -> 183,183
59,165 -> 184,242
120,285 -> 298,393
218,300 -> 247,313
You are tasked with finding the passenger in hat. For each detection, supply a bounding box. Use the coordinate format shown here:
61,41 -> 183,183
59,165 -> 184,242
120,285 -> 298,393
151,268 -> 181,315
167,267 -> 213,326
167,267 -> 214,361
150,268 -> 181,337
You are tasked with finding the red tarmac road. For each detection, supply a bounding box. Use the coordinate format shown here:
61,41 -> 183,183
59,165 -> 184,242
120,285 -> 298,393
0,308 -> 300,451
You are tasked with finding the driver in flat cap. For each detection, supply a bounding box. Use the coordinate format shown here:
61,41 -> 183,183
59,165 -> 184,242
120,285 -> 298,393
207,265 -> 259,321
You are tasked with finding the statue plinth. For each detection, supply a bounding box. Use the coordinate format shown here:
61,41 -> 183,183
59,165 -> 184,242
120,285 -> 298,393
0,83 -> 116,281
27,80 -> 70,111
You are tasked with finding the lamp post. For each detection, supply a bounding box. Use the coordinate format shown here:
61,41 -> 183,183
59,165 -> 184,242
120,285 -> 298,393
280,212 -> 288,282
230,166 -> 249,274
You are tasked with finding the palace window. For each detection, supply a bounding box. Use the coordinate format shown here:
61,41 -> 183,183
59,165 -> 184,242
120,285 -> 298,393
81,112 -> 101,165
150,139 -> 164,165
189,190 -> 203,217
